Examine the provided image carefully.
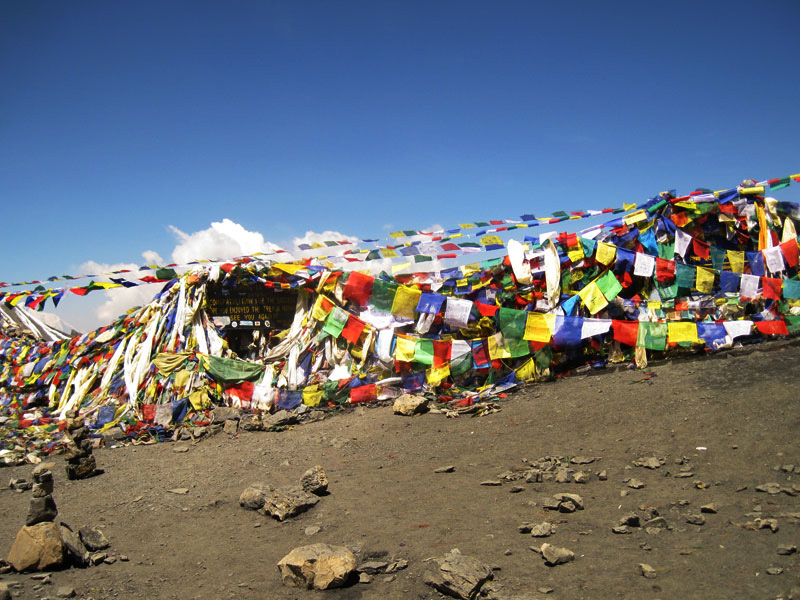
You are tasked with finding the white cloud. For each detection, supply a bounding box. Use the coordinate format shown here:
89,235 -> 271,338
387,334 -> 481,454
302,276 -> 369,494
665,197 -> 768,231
169,219 -> 285,264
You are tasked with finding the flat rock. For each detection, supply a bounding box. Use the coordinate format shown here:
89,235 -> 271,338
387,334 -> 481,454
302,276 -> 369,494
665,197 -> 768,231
423,547 -> 493,599
700,503 -> 718,514
167,488 -> 189,495
572,471 -> 590,484
300,466 -> 328,495
211,407 -> 241,423
539,543 -> 575,566
570,456 -> 596,464
263,486 -> 319,521
277,543 -> 356,590
239,413 -> 262,431
393,394 -> 429,416
78,527 -> 110,551
7,522 -> 65,572
553,493 -> 584,510
686,514 -> 705,526
644,516 -> 668,529
435,465 -> 456,473
480,480 -> 502,486
262,412 -> 299,429
627,479 -> 645,489
530,522 -> 557,538
58,524 -> 89,567
777,544 -> 797,555
56,586 -> 76,598
634,457 -> 662,469
756,482 -> 782,495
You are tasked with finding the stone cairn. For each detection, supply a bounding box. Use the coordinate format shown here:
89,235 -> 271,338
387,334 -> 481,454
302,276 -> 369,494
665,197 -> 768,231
26,463 -> 58,526
63,409 -> 97,480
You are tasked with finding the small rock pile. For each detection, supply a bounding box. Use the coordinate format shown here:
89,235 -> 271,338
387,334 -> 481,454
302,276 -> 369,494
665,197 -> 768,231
240,465 -> 329,521
5,463 -> 116,573
63,409 -> 98,480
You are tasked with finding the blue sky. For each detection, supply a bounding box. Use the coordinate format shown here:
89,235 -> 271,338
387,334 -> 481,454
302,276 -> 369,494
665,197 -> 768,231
1,0 -> 799,331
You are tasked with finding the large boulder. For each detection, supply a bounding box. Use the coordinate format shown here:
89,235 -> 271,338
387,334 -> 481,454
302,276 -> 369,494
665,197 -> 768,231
7,522 -> 65,572
423,548 -> 493,599
393,394 -> 429,416
277,543 -> 356,589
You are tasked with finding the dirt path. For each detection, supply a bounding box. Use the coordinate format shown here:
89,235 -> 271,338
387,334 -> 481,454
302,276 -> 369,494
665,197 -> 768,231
2,343 -> 799,599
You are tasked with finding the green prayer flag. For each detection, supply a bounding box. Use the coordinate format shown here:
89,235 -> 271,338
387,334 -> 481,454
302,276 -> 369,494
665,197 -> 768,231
497,307 -> 528,340
322,307 -> 348,338
369,278 -> 397,312
675,263 -> 695,289
580,237 -> 596,258
658,242 -> 674,260
203,355 -> 264,384
710,247 -> 726,272
596,270 -> 623,301
782,278 -> 800,299
413,339 -> 434,365
770,177 -> 791,191
534,345 -> 552,369
636,322 -> 667,351
656,282 -> 678,300
450,352 -> 473,376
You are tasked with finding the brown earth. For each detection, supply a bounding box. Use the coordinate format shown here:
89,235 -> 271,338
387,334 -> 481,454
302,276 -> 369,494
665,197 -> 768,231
1,341 -> 799,600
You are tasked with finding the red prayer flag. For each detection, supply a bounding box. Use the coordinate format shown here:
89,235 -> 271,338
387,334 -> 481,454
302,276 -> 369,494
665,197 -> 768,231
762,277 -> 782,300
612,320 -> 639,347
340,314 -> 366,344
432,340 -> 452,368
780,239 -> 799,268
342,271 -> 374,307
655,258 -> 676,282
754,320 -> 789,335
350,383 -> 378,403
692,238 -> 710,259
475,301 -> 499,317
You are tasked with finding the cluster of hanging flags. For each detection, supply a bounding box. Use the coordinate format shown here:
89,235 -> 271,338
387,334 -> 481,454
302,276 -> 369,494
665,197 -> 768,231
1,173 -> 800,460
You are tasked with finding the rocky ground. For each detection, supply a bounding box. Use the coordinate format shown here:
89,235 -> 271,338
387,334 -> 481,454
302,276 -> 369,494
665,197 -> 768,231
1,341 -> 799,599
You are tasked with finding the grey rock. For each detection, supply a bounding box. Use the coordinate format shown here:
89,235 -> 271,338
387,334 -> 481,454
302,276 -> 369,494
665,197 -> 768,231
9,478 -> 32,492
239,485 -> 270,510
539,543 -> 575,566
263,486 -> 319,521
525,470 -> 543,483
358,572 -> 372,584
572,471 -> 590,484
558,500 -> 577,513
277,543 -> 357,590
686,514 -> 705,526
423,547 -> 493,600
480,480 -> 502,486
553,493 -> 585,510
300,466 -> 328,495
223,419 -> 239,435
393,394 -> 429,416
65,455 -> 96,480
766,567 -> 783,575
634,457 -> 661,469
530,522 -> 557,538
58,524 -> 89,567
25,495 -> 58,526
777,544 -> 797,555
262,412 -> 299,429
644,517 -> 668,529
617,512 -> 640,527
89,552 -> 107,565
55,586 -> 76,598
554,468 -> 570,483
756,482 -> 782,495
78,527 -> 110,551
359,560 -> 390,574
239,413 -> 262,431
304,525 -> 321,536
211,407 -> 241,423
611,526 -> 631,534
509,486 -> 524,494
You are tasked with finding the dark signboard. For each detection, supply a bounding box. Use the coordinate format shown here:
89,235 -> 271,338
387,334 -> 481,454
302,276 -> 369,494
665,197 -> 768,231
204,282 -> 298,329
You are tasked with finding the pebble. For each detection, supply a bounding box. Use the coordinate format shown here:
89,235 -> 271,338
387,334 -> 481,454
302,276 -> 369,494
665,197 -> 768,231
766,567 -> 784,575
686,514 -> 706,526
639,563 -> 657,579
167,488 -> 189,495
627,479 -> 645,489
777,544 -> 797,556
598,470 -> 608,481
480,480 -> 502,486
434,465 -> 455,473
700,503 -> 718,514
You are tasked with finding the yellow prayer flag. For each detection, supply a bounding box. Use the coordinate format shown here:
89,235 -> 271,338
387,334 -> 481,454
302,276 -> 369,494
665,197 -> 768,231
426,363 -> 450,385
523,312 -> 554,342
481,235 -> 504,246
394,335 -> 416,362
391,285 -> 421,319
311,295 -> 333,321
667,322 -> 700,344
487,333 -> 511,360
696,267 -> 716,293
302,385 -> 324,407
596,242 -> 617,266
459,223 -> 475,229
623,210 -> 647,226
514,358 -> 536,382
391,262 -> 411,273
273,263 -> 306,275
567,243 -> 585,263
727,250 -> 745,273
389,231 -> 404,238
577,281 -> 608,315
462,263 -> 479,276
382,248 -> 398,258
623,202 -> 637,211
